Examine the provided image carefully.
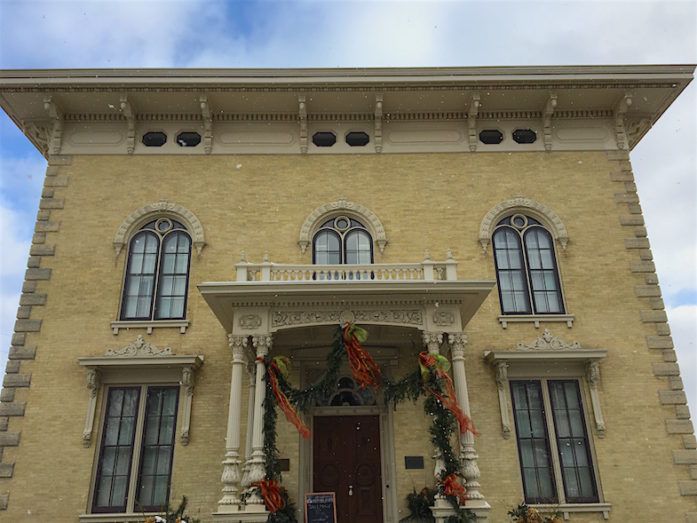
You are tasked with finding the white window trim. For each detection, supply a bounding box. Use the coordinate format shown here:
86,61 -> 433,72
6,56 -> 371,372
484,330 -> 610,520
110,319 -> 190,335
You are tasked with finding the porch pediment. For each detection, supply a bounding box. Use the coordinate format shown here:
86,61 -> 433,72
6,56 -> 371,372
199,275 -> 494,336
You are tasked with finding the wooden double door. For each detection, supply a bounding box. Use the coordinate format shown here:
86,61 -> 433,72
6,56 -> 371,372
313,415 -> 384,523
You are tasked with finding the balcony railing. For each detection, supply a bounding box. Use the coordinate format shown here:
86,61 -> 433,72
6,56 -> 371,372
235,255 -> 458,282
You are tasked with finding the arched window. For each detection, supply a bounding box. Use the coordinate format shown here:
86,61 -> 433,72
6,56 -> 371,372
312,216 -> 373,265
493,214 -> 564,315
121,218 -> 192,321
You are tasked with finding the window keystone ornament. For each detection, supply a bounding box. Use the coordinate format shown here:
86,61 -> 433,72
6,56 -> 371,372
105,335 -> 173,357
515,329 -> 580,351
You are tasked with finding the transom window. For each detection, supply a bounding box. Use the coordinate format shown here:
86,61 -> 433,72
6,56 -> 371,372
493,214 -> 564,314
511,379 -> 598,505
121,219 -> 192,321
313,216 -> 373,265
92,386 -> 179,513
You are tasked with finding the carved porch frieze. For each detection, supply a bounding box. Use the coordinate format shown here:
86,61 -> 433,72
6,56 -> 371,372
271,308 -> 423,329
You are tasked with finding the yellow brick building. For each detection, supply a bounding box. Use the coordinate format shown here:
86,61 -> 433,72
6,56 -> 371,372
0,66 -> 694,522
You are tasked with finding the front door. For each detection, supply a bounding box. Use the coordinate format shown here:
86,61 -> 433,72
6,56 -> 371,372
313,415 -> 383,523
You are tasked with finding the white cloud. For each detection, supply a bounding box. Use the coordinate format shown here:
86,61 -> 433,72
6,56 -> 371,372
668,304 -> 697,419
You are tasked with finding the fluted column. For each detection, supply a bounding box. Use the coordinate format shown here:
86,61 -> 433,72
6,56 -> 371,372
448,333 -> 488,510
240,351 -> 257,490
245,334 -> 272,510
217,335 -> 248,512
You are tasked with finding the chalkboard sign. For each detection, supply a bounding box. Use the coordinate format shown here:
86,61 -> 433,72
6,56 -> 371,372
304,492 -> 337,523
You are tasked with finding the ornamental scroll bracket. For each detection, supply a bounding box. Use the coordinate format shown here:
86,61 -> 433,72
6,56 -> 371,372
82,369 -> 101,447
467,92 -> 481,152
298,95 -> 308,154
119,95 -> 136,154
44,96 -> 64,156
374,93 -> 384,153
614,91 -> 633,151
200,95 -> 213,154
542,93 -> 557,152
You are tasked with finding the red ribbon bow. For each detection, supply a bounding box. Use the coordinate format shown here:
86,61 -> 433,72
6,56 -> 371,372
265,357 -> 311,439
343,323 -> 382,390
441,473 -> 467,505
253,479 -> 285,513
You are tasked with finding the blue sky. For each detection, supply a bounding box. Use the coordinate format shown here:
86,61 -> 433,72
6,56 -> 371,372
0,0 -> 695,410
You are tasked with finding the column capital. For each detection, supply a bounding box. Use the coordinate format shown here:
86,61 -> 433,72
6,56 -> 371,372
422,331 -> 443,354
252,334 -> 273,357
228,334 -> 249,363
448,332 -> 468,358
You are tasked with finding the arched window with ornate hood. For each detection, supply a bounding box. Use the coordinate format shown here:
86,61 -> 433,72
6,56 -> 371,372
312,216 -> 373,265
493,214 -> 564,315
121,218 -> 192,321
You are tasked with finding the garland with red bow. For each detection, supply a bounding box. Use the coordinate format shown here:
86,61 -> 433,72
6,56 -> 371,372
265,356 -> 311,439
258,324 -> 476,523
418,352 -> 477,436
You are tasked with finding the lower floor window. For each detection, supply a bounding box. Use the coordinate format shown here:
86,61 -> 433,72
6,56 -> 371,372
510,379 -> 598,505
93,386 -> 179,513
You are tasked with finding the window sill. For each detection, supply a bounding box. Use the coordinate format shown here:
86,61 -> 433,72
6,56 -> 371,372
498,314 -> 574,329
79,513 -> 159,523
111,319 -> 189,335
533,502 -> 611,520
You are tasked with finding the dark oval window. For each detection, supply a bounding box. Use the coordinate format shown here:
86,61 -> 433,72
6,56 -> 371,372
176,132 -> 201,147
512,129 -> 537,144
142,132 -> 167,147
479,129 -> 504,145
345,131 -> 370,147
312,131 -> 337,147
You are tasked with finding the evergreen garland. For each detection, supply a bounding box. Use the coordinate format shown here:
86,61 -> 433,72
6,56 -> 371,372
258,324 -> 475,523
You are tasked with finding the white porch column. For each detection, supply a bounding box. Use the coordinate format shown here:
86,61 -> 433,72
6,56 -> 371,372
240,354 -> 257,490
448,333 -> 490,515
217,335 -> 248,512
245,334 -> 272,511
423,331 -> 445,480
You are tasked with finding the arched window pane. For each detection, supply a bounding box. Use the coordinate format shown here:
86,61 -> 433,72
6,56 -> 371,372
524,228 -> 564,314
155,232 -> 191,320
493,227 -> 531,314
313,230 -> 341,264
345,230 -> 373,264
122,232 -> 159,320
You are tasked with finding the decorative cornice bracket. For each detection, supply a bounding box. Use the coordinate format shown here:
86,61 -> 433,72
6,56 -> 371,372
374,94 -> 384,153
298,95 -> 308,154
119,95 -> 136,154
467,93 -> 480,152
614,91 -> 633,150
200,95 -> 213,154
44,96 -> 64,156
543,93 -> 557,152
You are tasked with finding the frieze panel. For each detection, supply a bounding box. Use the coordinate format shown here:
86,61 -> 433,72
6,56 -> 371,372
239,314 -> 262,329
271,309 -> 423,328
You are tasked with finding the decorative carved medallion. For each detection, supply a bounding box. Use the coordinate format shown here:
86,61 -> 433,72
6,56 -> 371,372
105,335 -> 173,357
433,311 -> 455,326
239,314 -> 262,329
515,329 -> 580,351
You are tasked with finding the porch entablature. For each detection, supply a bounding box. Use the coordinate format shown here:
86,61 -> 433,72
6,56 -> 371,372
198,279 -> 494,336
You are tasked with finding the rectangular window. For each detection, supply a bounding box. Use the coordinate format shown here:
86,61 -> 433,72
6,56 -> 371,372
93,386 -> 179,514
511,379 -> 598,506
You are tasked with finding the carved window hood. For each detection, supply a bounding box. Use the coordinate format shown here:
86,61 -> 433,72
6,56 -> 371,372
78,336 -> 204,448
198,278 -> 495,336
484,330 -> 607,439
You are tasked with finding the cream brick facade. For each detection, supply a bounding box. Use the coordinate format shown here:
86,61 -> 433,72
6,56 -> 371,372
0,67 -> 695,522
